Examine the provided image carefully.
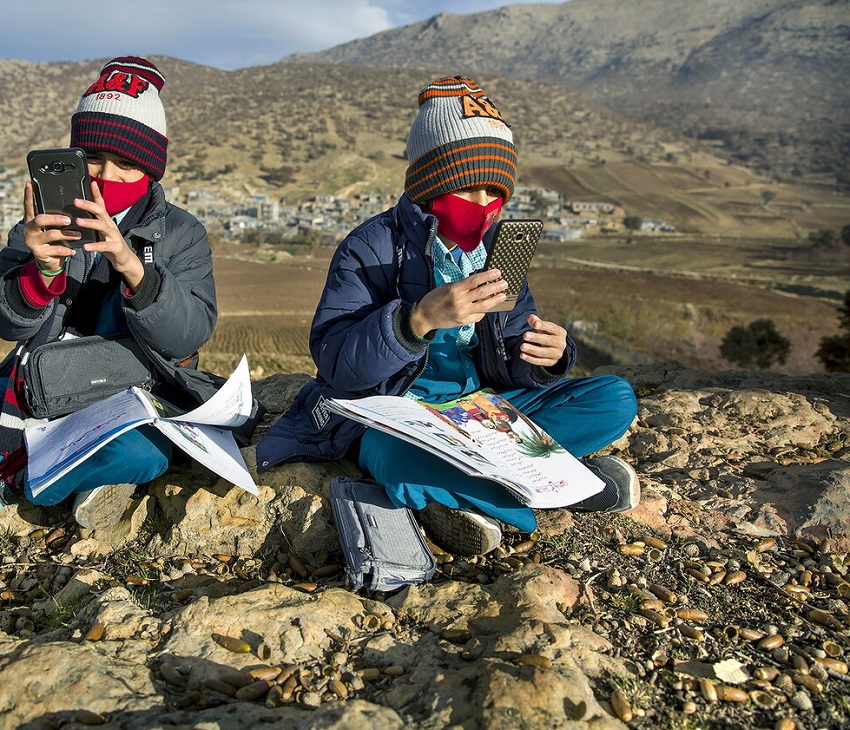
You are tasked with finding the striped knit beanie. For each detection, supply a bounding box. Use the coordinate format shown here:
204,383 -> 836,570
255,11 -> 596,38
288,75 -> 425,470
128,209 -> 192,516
70,57 -> 168,180
404,76 -> 517,204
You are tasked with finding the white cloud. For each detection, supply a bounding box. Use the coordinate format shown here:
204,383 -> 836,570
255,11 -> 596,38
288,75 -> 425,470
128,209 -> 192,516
2,0 -> 391,68
151,0 -> 395,68
1,0 -> 560,69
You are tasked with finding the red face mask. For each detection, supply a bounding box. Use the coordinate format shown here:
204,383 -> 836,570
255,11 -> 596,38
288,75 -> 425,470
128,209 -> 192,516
430,193 -> 503,252
91,175 -> 150,216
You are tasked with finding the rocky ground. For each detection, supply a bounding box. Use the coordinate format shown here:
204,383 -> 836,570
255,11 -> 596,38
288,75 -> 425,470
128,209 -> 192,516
0,363 -> 849,730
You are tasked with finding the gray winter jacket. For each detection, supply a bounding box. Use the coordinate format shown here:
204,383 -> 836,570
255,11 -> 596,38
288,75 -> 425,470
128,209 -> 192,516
0,182 -> 221,407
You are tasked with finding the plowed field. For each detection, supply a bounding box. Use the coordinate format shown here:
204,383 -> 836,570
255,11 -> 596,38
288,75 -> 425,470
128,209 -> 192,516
206,245 -> 843,378
202,254 -> 328,377
1,244 -> 842,379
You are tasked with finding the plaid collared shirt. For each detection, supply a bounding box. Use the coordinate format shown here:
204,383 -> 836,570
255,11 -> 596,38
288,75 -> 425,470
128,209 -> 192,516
405,237 -> 488,402
433,237 -> 487,347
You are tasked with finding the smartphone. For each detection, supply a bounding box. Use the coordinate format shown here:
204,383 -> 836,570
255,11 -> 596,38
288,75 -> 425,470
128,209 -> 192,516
481,219 -> 543,312
27,147 -> 97,246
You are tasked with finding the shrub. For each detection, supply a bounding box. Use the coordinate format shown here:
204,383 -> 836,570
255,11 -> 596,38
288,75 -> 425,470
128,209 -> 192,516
809,229 -> 837,248
816,336 -> 850,372
719,319 -> 791,369
816,290 -> 850,372
623,215 -> 643,231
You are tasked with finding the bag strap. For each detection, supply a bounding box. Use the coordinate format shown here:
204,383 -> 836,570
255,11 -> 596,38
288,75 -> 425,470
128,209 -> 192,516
0,346 -> 39,490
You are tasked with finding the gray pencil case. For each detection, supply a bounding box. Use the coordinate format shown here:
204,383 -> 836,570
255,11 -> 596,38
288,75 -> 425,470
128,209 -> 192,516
328,477 -> 436,592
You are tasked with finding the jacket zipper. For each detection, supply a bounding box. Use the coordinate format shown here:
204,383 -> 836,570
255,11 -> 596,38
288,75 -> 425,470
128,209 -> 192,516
56,247 -> 94,340
399,217 -> 436,396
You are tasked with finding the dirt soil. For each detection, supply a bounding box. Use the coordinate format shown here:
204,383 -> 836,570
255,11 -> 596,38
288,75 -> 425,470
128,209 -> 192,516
203,246 -> 845,378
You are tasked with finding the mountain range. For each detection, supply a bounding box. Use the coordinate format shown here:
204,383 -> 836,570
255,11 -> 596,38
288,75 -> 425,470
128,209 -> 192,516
285,0 -> 850,187
0,59 -> 705,202
0,0 -> 846,210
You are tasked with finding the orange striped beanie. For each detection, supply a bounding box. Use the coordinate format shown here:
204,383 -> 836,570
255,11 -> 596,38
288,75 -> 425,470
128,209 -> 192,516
404,76 -> 517,204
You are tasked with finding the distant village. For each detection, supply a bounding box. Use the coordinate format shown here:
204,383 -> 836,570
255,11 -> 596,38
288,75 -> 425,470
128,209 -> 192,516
0,168 -> 676,246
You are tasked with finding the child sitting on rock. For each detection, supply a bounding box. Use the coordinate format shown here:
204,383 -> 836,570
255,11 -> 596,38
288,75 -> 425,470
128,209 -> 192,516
257,75 -> 640,555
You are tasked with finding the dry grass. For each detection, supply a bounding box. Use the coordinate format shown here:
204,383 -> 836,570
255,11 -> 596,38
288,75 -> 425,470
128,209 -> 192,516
201,239 -> 847,379
1,237 -> 845,380
528,263 -> 841,374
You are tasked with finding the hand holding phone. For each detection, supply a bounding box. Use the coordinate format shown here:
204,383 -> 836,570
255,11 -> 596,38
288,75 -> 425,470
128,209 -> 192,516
27,148 -> 98,247
480,219 -> 543,312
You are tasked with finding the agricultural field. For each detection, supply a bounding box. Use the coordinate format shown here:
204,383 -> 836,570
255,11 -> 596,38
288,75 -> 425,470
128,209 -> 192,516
132,141 -> 850,379
202,235 -> 849,380
527,260 -> 842,375
201,253 -> 327,378
0,234 -> 845,381
528,157 -> 850,238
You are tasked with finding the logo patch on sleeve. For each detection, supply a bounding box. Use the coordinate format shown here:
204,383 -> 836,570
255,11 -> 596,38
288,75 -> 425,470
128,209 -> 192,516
312,396 -> 331,428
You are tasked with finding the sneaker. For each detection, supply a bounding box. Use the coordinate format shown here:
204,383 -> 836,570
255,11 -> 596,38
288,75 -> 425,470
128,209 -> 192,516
418,502 -> 502,556
572,456 -> 640,513
0,481 -> 19,510
72,483 -> 137,529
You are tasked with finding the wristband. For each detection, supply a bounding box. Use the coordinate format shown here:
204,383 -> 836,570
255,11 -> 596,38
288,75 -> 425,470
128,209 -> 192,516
35,260 -> 66,277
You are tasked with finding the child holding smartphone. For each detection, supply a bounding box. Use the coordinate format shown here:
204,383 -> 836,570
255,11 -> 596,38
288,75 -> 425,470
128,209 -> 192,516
0,57 -> 224,529
258,75 -> 640,555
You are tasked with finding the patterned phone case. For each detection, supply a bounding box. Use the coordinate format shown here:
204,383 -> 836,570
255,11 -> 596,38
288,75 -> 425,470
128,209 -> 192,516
483,219 -> 543,312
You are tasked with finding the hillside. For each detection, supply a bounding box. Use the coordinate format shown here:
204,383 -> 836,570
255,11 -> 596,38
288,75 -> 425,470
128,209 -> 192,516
2,54 -> 849,382
1,56 -> 848,244
285,0 -> 850,188
0,57 -> 709,203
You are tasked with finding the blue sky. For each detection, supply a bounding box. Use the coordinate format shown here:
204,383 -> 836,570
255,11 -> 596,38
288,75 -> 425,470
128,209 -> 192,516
2,1 -> 562,70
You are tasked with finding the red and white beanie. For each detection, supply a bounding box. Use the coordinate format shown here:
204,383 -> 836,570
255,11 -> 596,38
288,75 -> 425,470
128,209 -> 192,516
70,56 -> 168,180
404,75 -> 517,205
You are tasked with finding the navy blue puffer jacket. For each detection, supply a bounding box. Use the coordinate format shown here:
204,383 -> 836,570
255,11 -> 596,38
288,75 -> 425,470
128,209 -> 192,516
256,194 -> 577,471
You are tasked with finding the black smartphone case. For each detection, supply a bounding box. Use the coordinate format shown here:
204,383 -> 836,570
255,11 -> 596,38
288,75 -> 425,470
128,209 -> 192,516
27,148 -> 97,246
483,219 -> 543,312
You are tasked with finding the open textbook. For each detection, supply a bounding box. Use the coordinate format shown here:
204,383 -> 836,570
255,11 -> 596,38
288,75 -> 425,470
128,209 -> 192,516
25,355 -> 258,498
326,389 -> 604,509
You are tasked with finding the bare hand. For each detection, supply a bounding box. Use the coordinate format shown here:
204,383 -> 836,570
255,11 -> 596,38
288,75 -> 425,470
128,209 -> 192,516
410,270 -> 508,337
73,180 -> 146,291
520,314 -> 567,367
21,182 -> 78,272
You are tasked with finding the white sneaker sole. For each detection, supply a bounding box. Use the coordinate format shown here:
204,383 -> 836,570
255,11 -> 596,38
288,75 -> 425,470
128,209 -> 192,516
73,483 -> 137,530
418,502 -> 502,556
